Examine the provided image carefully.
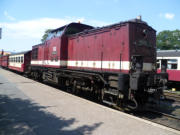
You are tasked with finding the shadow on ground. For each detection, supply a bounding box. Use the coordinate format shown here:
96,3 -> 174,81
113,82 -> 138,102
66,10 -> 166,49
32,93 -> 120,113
0,95 -> 103,135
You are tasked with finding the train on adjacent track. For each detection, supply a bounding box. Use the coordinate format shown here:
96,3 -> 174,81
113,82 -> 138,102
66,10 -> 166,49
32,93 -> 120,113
157,50 -> 180,83
0,17 -> 168,110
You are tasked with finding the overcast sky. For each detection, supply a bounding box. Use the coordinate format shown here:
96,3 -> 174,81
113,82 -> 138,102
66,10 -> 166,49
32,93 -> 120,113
0,0 -> 179,52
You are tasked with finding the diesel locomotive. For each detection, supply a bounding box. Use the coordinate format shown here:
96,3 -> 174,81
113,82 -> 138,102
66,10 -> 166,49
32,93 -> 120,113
0,17 -> 168,110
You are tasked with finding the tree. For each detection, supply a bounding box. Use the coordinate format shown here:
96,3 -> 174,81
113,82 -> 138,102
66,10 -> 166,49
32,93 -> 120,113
41,29 -> 52,43
156,30 -> 180,50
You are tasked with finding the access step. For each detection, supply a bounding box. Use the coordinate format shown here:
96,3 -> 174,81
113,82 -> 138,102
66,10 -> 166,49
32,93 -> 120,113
102,100 -> 116,106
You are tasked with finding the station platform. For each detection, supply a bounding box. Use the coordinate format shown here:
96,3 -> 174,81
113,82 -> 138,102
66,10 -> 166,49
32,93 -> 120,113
0,68 -> 179,135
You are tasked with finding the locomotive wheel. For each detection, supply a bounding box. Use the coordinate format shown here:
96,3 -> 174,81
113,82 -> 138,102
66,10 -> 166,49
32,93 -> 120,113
100,88 -> 105,102
72,80 -> 78,94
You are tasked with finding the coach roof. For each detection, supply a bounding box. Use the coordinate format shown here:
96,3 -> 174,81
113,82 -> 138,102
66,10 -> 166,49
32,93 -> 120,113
10,50 -> 31,56
157,50 -> 180,57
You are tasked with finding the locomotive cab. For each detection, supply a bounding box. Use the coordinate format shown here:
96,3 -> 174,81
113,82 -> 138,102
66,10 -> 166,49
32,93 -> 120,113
30,23 -> 93,81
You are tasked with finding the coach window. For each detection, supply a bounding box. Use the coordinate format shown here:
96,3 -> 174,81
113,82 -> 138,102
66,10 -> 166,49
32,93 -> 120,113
167,59 -> 177,69
156,59 -> 160,69
21,56 -> 23,63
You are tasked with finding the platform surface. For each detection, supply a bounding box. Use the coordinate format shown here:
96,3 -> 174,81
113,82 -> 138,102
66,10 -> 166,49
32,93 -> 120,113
0,68 -> 179,135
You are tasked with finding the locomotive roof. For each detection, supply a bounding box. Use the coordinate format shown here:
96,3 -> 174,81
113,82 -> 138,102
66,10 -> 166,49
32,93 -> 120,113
10,50 -> 31,56
32,43 -> 43,49
50,23 -> 94,33
157,50 -> 180,57
69,18 -> 155,38
42,23 -> 94,42
33,18 -> 154,47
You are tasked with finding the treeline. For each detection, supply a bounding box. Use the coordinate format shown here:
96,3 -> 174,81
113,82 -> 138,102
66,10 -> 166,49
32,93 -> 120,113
157,30 -> 180,50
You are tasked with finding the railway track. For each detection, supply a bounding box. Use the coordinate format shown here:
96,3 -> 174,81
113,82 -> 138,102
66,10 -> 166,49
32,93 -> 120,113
145,110 -> 180,131
164,91 -> 180,102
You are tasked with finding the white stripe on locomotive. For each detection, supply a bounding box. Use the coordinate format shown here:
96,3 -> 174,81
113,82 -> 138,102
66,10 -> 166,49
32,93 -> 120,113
31,60 -> 154,71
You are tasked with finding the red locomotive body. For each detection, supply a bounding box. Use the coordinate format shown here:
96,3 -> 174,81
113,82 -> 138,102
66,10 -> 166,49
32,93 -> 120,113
68,20 -> 156,73
8,51 -> 31,72
68,24 -> 129,72
28,18 -> 168,110
0,55 -> 9,68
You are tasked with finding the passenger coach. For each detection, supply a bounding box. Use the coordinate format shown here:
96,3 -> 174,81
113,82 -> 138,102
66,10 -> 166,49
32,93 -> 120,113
8,51 -> 31,72
157,50 -> 180,82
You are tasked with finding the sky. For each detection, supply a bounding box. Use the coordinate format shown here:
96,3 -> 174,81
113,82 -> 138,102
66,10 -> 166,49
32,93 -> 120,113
0,0 -> 179,52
